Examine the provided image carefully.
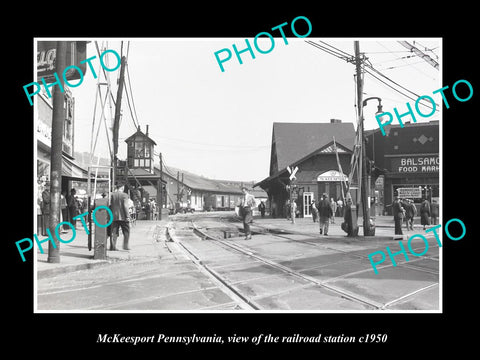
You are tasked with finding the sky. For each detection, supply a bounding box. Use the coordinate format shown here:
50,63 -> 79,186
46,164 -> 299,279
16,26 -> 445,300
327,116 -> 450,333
43,37 -> 441,183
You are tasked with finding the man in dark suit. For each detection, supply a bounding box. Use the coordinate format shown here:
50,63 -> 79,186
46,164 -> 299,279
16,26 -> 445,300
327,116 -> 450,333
317,193 -> 333,235
110,182 -> 131,250
392,195 -> 405,235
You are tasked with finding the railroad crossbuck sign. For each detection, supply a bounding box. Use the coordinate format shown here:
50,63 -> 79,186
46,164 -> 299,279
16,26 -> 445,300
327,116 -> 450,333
287,166 -> 298,181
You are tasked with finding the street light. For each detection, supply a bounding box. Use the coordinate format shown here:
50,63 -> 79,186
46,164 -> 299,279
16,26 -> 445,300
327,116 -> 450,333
363,97 -> 383,115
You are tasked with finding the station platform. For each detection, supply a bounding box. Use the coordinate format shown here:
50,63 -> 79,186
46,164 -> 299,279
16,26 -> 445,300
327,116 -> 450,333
35,214 -> 435,279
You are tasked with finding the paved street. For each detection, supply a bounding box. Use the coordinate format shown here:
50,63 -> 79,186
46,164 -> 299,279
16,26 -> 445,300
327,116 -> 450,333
36,212 -> 440,311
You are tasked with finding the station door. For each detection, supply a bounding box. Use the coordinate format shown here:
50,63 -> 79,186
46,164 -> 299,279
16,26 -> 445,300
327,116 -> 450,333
303,192 -> 313,217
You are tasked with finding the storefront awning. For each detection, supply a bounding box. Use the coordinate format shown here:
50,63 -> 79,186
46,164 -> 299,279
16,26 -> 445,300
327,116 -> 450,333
62,155 -> 89,180
142,185 -> 157,198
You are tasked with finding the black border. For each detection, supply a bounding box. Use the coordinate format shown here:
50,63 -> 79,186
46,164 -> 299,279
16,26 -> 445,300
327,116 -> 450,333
7,4 -> 477,354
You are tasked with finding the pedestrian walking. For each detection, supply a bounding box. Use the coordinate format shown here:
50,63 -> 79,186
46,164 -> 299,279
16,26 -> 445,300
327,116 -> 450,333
330,198 -> 337,224
431,199 -> 439,225
110,182 -> 131,250
420,198 -> 431,230
337,198 -> 344,217
240,186 -> 256,240
342,195 -> 356,236
317,193 -> 333,235
410,199 -> 417,229
291,200 -> 297,223
37,180 -> 44,235
392,195 -> 405,235
41,180 -> 50,236
150,199 -> 156,220
128,198 -> 136,226
402,199 -> 416,231
258,201 -> 266,218
60,190 -> 68,233
311,200 -> 318,222
271,201 -> 277,218
285,200 -> 291,220
67,188 -> 78,229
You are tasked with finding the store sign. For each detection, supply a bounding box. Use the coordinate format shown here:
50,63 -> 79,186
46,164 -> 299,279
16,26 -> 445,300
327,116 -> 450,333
391,155 -> 439,173
37,89 -> 74,157
37,41 -> 87,83
317,170 -> 348,182
397,187 -> 422,198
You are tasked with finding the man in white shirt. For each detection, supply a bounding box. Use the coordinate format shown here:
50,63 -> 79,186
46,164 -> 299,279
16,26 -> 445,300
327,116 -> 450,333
240,187 -> 256,240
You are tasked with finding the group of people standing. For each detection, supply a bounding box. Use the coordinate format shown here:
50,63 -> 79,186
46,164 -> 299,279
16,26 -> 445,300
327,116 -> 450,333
37,178 -> 134,251
239,188 -> 440,240
38,180 -> 85,237
392,196 -> 439,235
311,196 -> 344,224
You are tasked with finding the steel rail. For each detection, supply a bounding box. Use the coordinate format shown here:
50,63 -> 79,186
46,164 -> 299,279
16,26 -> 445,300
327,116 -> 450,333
190,221 -> 383,310
188,218 -> 439,311
166,222 -> 260,310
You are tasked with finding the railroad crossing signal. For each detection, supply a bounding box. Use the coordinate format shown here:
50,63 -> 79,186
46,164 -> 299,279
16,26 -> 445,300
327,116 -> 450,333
287,166 -> 298,181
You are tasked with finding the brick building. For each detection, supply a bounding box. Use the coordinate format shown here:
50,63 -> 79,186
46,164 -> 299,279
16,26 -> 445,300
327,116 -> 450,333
365,120 -> 439,215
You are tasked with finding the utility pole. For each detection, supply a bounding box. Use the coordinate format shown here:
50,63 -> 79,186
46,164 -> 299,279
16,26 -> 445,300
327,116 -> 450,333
157,152 -> 163,220
354,41 -> 373,236
181,173 -> 184,203
112,55 -> 126,191
177,171 -> 180,202
290,179 -> 295,224
47,41 -> 67,263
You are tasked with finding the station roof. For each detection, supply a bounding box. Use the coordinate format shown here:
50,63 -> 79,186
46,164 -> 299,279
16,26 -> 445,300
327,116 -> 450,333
271,122 -> 355,174
162,166 -> 244,194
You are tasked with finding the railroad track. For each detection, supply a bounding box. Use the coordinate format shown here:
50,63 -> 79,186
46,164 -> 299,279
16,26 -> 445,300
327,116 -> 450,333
166,216 -> 439,311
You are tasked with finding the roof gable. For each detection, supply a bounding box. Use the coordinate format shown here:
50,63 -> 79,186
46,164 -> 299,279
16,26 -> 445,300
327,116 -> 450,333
271,122 -> 355,174
124,129 -> 157,146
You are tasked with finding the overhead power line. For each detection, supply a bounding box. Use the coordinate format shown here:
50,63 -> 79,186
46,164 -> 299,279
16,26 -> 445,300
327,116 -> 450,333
305,40 -> 352,62
363,62 -> 439,110
123,64 -> 141,130
398,41 -> 439,70
122,41 -> 141,131
304,40 -> 439,111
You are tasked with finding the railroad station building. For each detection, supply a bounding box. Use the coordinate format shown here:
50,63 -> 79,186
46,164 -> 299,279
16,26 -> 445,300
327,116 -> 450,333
255,119 -> 439,219
118,126 -> 266,215
365,120 -> 439,216
255,120 -> 356,218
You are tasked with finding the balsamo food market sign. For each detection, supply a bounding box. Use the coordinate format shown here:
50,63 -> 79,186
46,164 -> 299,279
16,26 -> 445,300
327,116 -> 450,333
390,155 -> 439,173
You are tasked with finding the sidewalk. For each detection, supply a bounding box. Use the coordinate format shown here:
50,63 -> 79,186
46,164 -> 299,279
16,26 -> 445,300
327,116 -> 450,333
246,214 -> 437,240
36,214 -> 437,278
36,219 -> 172,279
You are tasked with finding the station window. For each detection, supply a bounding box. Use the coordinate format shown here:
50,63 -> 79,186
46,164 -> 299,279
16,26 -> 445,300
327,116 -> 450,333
135,142 -> 146,158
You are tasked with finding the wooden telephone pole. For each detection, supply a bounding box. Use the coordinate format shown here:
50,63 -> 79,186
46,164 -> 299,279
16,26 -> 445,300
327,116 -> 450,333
47,41 -> 67,263
354,41 -> 373,236
157,152 -> 163,220
112,54 -> 126,191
